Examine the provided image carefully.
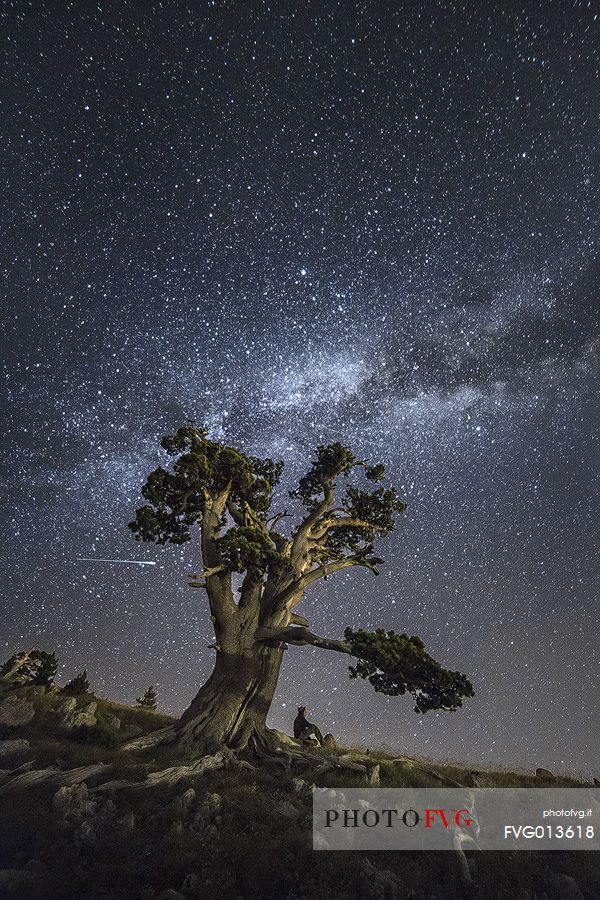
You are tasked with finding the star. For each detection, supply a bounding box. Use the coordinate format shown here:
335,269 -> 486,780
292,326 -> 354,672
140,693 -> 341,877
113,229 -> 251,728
0,0 -> 598,775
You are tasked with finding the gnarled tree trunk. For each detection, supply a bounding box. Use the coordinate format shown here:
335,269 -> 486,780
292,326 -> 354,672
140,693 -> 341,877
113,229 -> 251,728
124,604 -> 295,755
176,641 -> 285,753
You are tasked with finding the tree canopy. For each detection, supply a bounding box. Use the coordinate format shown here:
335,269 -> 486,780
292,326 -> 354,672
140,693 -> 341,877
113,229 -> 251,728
128,423 -> 474,718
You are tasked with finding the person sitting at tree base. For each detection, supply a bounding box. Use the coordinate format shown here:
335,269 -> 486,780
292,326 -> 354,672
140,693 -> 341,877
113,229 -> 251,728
293,705 -> 324,745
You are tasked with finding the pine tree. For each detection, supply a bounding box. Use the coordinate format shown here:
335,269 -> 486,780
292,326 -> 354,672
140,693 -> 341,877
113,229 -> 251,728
125,424 -> 474,754
63,670 -> 90,695
0,649 -> 58,686
136,686 -> 157,710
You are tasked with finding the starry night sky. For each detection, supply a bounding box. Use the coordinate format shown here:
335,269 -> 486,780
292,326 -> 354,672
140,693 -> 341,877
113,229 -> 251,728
1,1 -> 598,774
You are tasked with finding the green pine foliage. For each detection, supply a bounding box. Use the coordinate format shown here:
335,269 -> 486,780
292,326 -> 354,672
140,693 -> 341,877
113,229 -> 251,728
63,669 -> 91,695
344,628 -> 474,712
129,425 -> 405,577
0,649 -> 58,686
136,686 -> 157,710
129,422 -> 283,545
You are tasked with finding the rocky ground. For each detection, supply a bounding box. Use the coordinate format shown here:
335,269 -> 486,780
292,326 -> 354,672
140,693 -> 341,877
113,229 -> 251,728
0,683 -> 598,900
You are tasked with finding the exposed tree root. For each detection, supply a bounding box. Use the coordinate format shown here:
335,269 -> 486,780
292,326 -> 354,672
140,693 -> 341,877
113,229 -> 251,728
388,755 -> 467,788
251,747 -> 292,771
120,721 -> 467,792
0,738 -> 448,801
114,724 -> 385,791
247,731 -> 382,782
121,725 -> 177,752
115,709 -> 476,799
94,747 -> 255,793
0,763 -> 111,796
0,759 -> 36,785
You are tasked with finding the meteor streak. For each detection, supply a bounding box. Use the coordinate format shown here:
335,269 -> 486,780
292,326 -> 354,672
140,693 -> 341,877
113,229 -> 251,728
76,558 -> 157,567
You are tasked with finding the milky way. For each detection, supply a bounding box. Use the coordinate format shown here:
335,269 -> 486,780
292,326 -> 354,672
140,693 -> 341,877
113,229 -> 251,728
1,2 -> 598,773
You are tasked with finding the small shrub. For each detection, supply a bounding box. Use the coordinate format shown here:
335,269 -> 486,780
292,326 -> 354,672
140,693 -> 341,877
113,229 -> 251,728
63,670 -> 91,695
135,686 -> 157,710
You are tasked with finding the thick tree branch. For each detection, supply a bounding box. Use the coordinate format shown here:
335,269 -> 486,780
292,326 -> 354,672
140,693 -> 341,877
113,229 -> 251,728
237,572 -> 263,612
187,565 -> 227,582
267,511 -> 291,528
225,499 -> 246,526
310,515 -> 374,539
200,484 -> 237,624
270,554 -> 379,612
289,477 -> 334,569
300,556 -> 363,586
255,625 -> 351,655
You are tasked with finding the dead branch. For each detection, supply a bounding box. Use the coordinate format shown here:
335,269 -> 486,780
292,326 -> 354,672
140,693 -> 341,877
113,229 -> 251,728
0,763 -> 111,796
